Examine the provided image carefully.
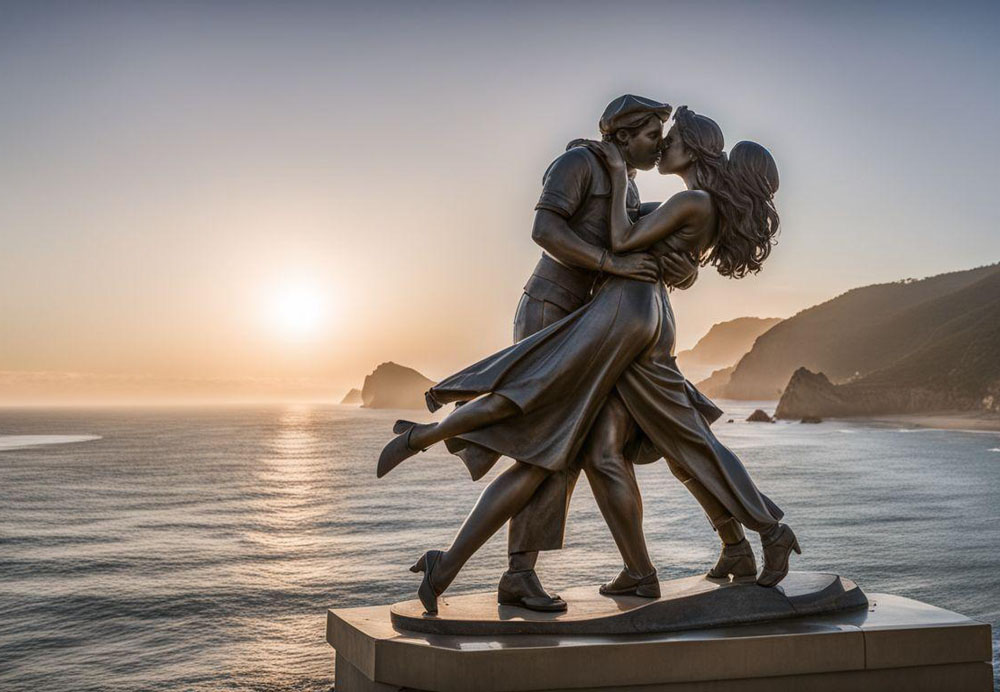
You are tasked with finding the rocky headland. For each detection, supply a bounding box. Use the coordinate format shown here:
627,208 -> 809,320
746,409 -> 774,423
782,263 -> 1000,422
360,362 -> 436,409
340,388 -> 363,405
677,317 -> 781,383
702,263 -> 1000,402
696,263 -> 1000,428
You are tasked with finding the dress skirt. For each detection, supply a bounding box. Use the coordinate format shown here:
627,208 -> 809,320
427,276 -> 783,532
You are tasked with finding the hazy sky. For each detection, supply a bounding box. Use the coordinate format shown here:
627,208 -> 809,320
2,1 -> 999,401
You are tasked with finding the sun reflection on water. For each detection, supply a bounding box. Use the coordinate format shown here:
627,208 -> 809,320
250,405 -> 328,540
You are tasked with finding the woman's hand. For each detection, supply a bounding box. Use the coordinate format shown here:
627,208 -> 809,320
581,140 -> 626,174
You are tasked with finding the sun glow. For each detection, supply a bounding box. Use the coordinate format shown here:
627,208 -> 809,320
266,281 -> 331,340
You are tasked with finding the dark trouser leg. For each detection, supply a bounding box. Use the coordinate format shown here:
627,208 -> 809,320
508,551 -> 537,571
715,515 -> 745,545
665,459 -> 759,580
502,468 -> 579,610
582,393 -> 655,577
683,479 -> 746,545
435,461 -> 551,589
665,458 -> 747,544
501,294 -> 574,598
507,467 -> 580,553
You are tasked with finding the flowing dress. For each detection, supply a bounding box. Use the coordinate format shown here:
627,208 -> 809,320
427,269 -> 783,532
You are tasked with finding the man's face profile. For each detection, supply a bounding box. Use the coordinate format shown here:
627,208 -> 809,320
617,118 -> 664,171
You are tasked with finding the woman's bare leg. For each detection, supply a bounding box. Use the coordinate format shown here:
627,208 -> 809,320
582,393 -> 655,576
408,394 -> 519,450
433,461 -> 551,589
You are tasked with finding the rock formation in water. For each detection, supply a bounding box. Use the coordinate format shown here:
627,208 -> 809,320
710,263 -> 1000,401
746,409 -> 774,423
361,362 -> 436,409
776,328 -> 1000,420
340,388 -> 363,405
774,369 -> 848,418
677,317 -> 782,382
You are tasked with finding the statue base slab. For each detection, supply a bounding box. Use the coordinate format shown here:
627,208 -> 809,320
327,573 -> 994,692
390,571 -> 865,636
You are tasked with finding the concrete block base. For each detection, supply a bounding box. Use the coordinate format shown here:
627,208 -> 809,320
327,577 -> 993,692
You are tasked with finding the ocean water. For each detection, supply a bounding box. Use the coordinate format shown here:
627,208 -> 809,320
1,402 -> 998,691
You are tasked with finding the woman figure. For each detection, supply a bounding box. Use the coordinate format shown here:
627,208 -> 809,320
378,107 -> 796,614
591,131 -> 789,592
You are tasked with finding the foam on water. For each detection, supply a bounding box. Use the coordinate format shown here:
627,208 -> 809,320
0,403 -> 997,691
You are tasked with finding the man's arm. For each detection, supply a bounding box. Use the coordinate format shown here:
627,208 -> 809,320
532,210 -> 658,282
531,210 -> 604,272
532,149 -> 611,272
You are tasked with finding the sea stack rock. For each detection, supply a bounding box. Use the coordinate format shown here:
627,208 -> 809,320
746,409 -> 774,423
361,362 -> 436,409
775,368 -> 846,419
340,388 -> 363,405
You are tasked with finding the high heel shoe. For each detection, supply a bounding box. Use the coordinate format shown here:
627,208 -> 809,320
376,424 -> 428,478
756,524 -> 801,587
393,419 -> 416,435
599,567 -> 660,598
707,538 -> 758,583
410,550 -> 445,614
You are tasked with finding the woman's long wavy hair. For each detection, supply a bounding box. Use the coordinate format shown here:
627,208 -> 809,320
728,140 -> 780,275
673,106 -> 779,278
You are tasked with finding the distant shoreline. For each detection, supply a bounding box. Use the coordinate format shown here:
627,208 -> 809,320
863,412 -> 1000,433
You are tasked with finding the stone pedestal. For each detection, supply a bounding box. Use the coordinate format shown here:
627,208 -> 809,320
327,572 -> 994,691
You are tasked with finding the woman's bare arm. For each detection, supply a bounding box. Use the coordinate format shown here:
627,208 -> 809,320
613,190 -> 709,252
598,141 -> 709,253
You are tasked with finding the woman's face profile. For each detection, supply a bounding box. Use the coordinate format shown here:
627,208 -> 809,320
657,125 -> 690,175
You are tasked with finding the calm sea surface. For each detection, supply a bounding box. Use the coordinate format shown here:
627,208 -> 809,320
1,402 -> 998,690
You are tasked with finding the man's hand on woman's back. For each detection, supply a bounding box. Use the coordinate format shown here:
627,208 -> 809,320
605,252 -> 659,283
660,252 -> 700,289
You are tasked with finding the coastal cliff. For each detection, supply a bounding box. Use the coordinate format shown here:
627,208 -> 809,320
676,317 -> 781,383
710,263 -> 1000,400
776,357 -> 1000,420
361,362 -> 436,409
696,365 -> 735,399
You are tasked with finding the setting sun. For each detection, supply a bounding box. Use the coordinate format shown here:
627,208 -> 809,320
267,282 -> 330,340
